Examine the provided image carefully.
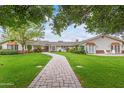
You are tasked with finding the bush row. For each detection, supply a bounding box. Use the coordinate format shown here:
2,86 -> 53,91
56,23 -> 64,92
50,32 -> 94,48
67,46 -> 86,54
0,49 -> 18,55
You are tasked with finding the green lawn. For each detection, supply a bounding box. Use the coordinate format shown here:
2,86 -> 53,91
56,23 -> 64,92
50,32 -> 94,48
56,52 -> 124,88
0,53 -> 51,88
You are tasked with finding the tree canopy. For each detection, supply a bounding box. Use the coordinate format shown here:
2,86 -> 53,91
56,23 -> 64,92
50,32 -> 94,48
1,5 -> 124,37
5,22 -> 44,51
53,5 -> 124,35
0,5 -> 53,29
0,5 -> 53,51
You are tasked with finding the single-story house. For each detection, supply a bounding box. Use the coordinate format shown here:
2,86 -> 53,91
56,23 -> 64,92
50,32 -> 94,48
0,40 -> 79,52
0,35 -> 124,54
0,41 -> 27,53
26,40 -> 79,52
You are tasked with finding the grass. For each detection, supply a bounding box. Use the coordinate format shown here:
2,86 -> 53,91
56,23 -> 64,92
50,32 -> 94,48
0,53 -> 51,88
56,52 -> 124,88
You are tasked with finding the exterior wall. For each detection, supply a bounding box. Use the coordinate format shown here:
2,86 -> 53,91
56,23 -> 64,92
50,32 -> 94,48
91,37 -> 122,50
17,43 -> 23,51
83,36 -> 124,54
2,42 -> 8,49
1,42 -> 24,51
121,44 -> 124,54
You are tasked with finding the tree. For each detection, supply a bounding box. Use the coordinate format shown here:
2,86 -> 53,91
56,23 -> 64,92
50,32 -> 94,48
0,5 -> 53,53
27,45 -> 32,52
85,6 -> 124,35
0,5 -> 53,30
5,22 -> 44,53
53,5 -> 124,35
52,6 -> 93,35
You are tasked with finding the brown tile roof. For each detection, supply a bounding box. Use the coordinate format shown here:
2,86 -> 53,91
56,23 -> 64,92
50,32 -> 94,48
7,41 -> 17,45
111,42 -> 120,45
80,34 -> 124,44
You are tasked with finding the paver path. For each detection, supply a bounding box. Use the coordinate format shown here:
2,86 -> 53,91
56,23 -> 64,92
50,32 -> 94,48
28,52 -> 81,88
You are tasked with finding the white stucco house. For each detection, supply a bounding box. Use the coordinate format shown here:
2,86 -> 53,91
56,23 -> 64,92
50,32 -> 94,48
0,35 -> 124,54
0,41 -> 27,53
81,35 -> 124,54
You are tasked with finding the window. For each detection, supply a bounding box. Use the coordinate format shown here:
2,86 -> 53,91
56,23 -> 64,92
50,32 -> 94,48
111,44 -> 120,53
7,45 -> 18,51
86,44 -> 96,54
7,45 -> 12,50
15,45 -> 18,51
111,45 -> 113,50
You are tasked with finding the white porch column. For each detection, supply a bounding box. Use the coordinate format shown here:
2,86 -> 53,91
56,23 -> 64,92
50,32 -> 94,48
32,45 -> 34,51
87,45 -> 89,53
119,45 -> 121,53
84,45 -> 86,53
113,45 -> 114,51
50,46 -> 54,51
89,45 -> 91,53
116,45 -> 118,53
113,45 -> 115,54
93,45 -> 96,54
55,46 -> 57,51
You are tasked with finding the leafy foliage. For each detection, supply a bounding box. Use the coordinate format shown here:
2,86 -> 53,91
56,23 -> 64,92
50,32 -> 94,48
0,46 -> 2,50
53,6 -> 124,35
0,5 -> 53,29
0,49 -> 18,55
85,6 -> 124,34
5,22 -> 44,52
0,5 -> 54,52
53,6 -> 91,35
27,45 -> 32,52
33,46 -> 42,53
1,5 -> 124,37
68,45 -> 86,54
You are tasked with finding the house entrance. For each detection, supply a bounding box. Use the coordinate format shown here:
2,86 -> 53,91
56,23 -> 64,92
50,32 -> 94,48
111,43 -> 120,54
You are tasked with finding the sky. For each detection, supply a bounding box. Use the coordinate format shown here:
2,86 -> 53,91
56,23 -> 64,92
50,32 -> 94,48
40,5 -> 96,42
0,24 -> 95,42
41,24 -> 95,42
0,28 -> 4,41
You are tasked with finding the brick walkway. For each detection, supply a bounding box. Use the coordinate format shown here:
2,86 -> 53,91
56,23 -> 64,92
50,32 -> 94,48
28,52 -> 81,88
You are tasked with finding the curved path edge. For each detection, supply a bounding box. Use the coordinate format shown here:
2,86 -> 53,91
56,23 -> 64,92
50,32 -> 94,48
28,52 -> 82,88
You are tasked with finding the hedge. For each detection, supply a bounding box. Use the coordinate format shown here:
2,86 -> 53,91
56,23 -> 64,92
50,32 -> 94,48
27,45 -> 32,52
0,49 -> 18,55
68,46 -> 86,54
0,46 -> 2,50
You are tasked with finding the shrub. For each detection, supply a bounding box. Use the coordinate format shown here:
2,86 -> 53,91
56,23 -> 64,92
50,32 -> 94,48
27,45 -> 32,52
68,48 -> 76,53
68,45 -> 86,54
0,49 -> 18,55
58,49 -> 62,52
78,45 -> 86,54
33,48 -> 42,53
0,46 -> 2,50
